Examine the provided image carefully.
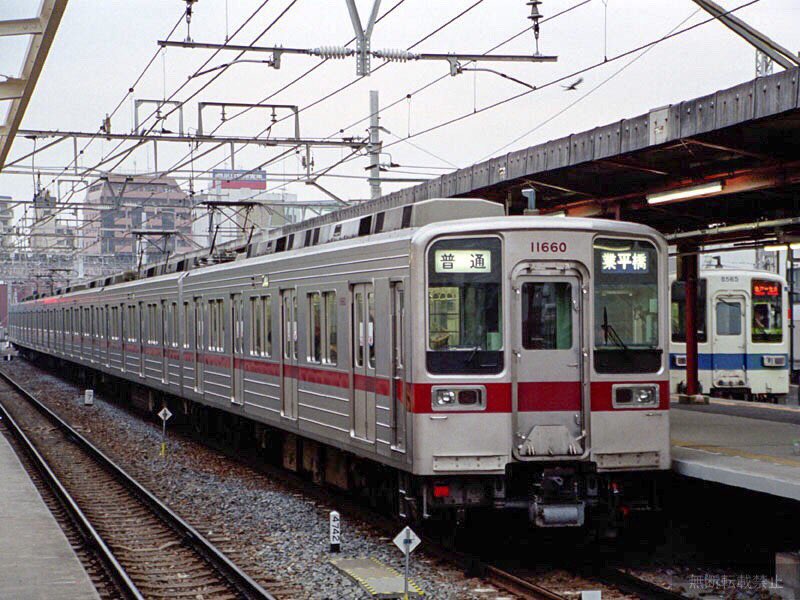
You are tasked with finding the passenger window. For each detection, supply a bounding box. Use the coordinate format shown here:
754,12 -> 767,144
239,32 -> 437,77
367,292 -> 376,368
521,282 -> 572,350
355,292 -> 365,367
251,297 -> 263,356
308,292 -> 322,363
323,292 -> 337,365
716,300 -> 742,336
263,295 -> 272,357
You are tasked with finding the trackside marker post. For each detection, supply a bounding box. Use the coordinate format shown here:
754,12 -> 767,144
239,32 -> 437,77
158,407 -> 172,457
329,511 -> 341,553
393,526 -> 421,599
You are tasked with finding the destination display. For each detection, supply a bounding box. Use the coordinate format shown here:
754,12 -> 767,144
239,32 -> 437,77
599,250 -> 649,274
434,250 -> 492,273
753,280 -> 780,297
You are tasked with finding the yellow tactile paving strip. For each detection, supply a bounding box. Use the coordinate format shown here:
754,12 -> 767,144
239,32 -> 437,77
331,557 -> 425,598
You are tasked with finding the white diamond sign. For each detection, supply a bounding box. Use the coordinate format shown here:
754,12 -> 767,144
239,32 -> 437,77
158,407 -> 172,422
393,526 -> 421,556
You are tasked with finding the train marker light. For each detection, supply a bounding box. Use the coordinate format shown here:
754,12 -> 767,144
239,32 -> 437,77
433,485 -> 450,498
646,181 -> 723,205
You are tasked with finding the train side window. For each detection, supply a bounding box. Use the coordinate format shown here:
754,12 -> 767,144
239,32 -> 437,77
323,292 -> 337,365
355,292 -> 365,367
251,297 -> 263,356
171,303 -> 179,348
308,292 -> 322,363
208,299 -> 225,351
262,295 -> 272,357
670,280 -> 707,343
521,282 -> 573,350
716,300 -> 742,336
183,302 -> 190,349
367,292 -> 376,368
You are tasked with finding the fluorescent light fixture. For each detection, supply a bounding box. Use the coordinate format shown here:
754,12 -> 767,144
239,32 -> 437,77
646,181 -> 723,205
764,243 -> 800,252
545,211 -> 567,217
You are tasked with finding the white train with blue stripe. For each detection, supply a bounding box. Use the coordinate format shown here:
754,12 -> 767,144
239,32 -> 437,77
670,268 -> 789,401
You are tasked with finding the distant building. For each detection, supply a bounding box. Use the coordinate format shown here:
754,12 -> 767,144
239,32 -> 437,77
82,174 -> 192,268
28,189 -> 75,251
0,196 -> 14,249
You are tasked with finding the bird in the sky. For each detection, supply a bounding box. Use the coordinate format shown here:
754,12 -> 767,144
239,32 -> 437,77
561,77 -> 584,91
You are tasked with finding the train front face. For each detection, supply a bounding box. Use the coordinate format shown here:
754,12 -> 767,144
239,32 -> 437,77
410,218 -> 670,528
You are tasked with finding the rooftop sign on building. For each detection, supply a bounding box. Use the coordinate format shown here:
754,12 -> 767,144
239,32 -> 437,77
212,169 -> 267,190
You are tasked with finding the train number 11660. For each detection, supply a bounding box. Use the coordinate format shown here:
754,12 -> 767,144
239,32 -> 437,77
532,241 -> 567,253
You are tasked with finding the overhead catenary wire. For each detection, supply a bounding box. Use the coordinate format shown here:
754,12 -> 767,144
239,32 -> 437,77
237,0 -> 762,205
19,0 -> 290,243
321,0 -> 763,180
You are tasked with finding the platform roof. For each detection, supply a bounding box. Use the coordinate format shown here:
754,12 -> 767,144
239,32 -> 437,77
381,67 -> 800,248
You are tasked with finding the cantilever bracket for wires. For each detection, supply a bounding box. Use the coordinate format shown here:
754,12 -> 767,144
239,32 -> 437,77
158,44 -> 558,77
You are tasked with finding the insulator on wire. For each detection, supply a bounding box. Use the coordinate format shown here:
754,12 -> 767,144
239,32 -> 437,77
311,46 -> 353,59
371,49 -> 421,62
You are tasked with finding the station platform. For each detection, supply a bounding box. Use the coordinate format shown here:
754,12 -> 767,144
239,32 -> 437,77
670,398 -> 800,501
0,432 -> 99,600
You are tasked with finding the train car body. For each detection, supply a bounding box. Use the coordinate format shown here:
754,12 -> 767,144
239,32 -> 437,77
10,199 -> 670,529
669,268 -> 789,401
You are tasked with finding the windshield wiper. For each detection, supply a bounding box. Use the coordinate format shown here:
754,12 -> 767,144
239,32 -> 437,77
465,345 -> 481,364
601,306 -> 628,351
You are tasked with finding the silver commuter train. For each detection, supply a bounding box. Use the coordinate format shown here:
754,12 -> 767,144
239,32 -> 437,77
10,198 -> 671,529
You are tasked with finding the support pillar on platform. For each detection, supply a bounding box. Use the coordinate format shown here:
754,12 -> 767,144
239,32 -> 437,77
678,247 -> 707,404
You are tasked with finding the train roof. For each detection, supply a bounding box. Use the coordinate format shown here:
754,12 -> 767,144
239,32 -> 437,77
669,267 -> 786,281
19,198 -> 664,304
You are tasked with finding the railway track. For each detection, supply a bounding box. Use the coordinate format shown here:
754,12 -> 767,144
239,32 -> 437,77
0,370 -> 276,600
2,359 -> 688,600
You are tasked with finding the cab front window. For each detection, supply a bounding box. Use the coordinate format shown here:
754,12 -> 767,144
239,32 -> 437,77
752,279 -> 782,343
427,237 -> 503,374
593,238 -> 661,373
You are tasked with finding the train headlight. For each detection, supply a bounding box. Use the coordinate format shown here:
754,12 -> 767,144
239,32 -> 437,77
431,387 -> 486,411
612,384 -> 659,409
434,389 -> 457,407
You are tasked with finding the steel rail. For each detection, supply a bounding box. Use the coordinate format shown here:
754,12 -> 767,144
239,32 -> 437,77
0,370 -> 276,600
0,384 -> 143,600
483,565 -> 568,600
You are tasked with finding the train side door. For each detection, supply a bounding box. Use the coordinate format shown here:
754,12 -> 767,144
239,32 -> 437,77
512,271 -> 586,460
231,293 -> 244,406
280,289 -> 298,419
712,293 -> 747,389
390,283 -> 406,451
352,284 -> 376,443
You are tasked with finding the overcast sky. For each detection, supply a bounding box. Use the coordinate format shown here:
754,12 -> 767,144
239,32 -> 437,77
1,0 -> 798,214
